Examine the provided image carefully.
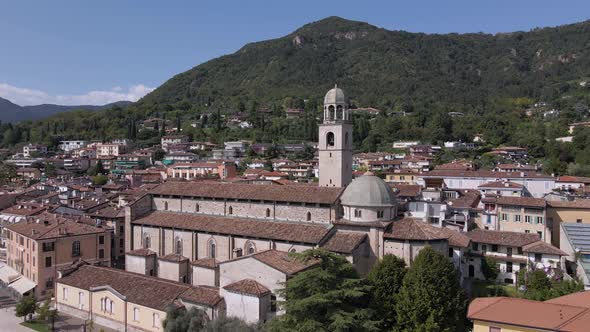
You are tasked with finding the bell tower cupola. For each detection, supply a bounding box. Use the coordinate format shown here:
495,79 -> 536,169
318,84 -> 353,187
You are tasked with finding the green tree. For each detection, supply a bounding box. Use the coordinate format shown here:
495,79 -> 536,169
366,255 -> 407,329
153,148 -> 166,161
203,316 -> 261,331
36,297 -> 52,321
15,294 -> 37,322
394,247 -> 467,332
92,175 -> 109,186
481,256 -> 500,281
162,305 -> 208,332
267,249 -> 378,332
43,162 -> 57,178
88,160 -> 106,176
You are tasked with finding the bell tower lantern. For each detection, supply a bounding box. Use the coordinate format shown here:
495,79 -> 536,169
318,85 -> 353,187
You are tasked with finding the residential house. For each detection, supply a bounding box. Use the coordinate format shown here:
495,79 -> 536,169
5,212 -> 111,299
466,229 -> 565,285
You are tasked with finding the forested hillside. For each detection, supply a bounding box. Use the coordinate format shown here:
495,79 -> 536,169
1,16 -> 590,174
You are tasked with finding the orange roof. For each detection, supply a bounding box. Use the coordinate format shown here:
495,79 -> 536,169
468,296 -> 588,331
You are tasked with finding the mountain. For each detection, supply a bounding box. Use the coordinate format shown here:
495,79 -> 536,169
138,16 -> 590,110
0,98 -> 132,123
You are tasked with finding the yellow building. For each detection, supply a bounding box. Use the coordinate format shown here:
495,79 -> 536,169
468,291 -> 590,332
384,171 -> 420,184
56,264 -> 224,332
547,199 -> 590,247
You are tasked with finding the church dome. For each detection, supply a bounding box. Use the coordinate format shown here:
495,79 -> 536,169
324,85 -> 346,105
340,172 -> 396,207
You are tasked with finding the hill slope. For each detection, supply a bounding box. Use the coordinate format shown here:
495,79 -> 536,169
138,16 -> 590,110
0,97 -> 132,123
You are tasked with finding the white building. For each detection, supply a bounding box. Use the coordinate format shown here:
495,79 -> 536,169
59,141 -> 87,152
420,170 -> 555,198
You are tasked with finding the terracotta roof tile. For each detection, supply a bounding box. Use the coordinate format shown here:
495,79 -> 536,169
223,279 -> 270,297
522,241 -> 567,256
58,265 -> 220,311
547,199 -> 590,209
468,296 -> 589,331
191,258 -> 219,269
389,184 -> 421,197
126,248 -> 156,257
495,196 -> 546,208
159,253 -> 189,262
478,181 -> 524,189
179,286 -> 223,306
250,250 -> 319,275
321,232 -> 367,254
467,229 -> 540,247
149,181 -> 342,204
7,212 -> 108,240
132,211 -> 331,244
384,218 -> 449,241
423,170 -> 553,179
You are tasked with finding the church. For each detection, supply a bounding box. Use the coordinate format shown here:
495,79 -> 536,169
55,86 -> 471,330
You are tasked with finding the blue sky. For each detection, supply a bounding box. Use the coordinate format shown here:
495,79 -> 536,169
1,0 -> 589,105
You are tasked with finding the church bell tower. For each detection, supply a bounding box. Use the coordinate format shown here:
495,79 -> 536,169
319,85 -> 353,187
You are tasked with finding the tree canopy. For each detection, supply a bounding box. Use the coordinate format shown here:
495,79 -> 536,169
267,248 -> 378,332
394,247 -> 468,332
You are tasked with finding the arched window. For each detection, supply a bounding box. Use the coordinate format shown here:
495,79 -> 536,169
245,241 -> 256,255
195,203 -> 200,212
72,241 -> 81,257
344,132 -> 349,148
328,105 -> 335,120
336,105 -> 343,120
266,208 -> 271,218
143,234 -> 151,249
354,209 -> 362,218
228,206 -> 233,215
326,132 -> 335,147
164,201 -> 168,211
208,239 -> 216,259
306,212 -> 312,221
175,237 -> 183,256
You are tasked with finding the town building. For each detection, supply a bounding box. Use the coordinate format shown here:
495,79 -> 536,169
420,170 -> 556,198
56,264 -> 223,332
96,143 -> 128,157
22,144 -> 47,157
547,199 -> 590,247
166,161 -> 237,180
4,212 -> 111,298
560,223 -> 590,290
466,229 -> 566,284
161,135 -> 189,151
59,141 -> 88,153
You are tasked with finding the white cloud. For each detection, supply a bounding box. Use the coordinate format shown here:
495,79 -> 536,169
0,83 -> 154,106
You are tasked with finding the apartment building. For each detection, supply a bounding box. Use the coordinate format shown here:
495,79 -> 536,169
59,141 -> 87,153
166,161 -> 237,180
96,143 -> 128,157
495,196 -> 551,243
547,199 -> 590,247
420,170 -> 555,198
466,229 -> 565,285
4,212 -> 111,298
161,135 -> 189,151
